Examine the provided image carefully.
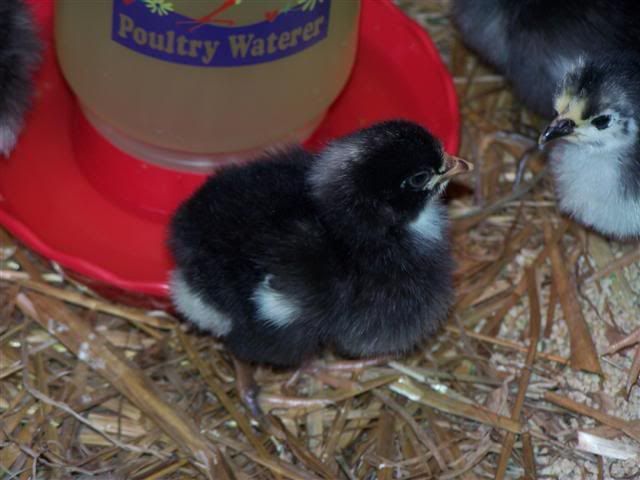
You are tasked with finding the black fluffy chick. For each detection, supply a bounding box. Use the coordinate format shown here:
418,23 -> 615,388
452,0 -> 640,116
538,56 -> 640,238
0,0 -> 41,156
169,120 -> 471,415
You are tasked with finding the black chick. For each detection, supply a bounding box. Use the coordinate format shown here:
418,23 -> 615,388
0,0 -> 41,156
452,0 -> 640,116
169,120 -> 471,415
538,55 -> 640,238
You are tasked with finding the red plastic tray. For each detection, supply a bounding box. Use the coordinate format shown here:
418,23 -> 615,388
0,0 -> 459,304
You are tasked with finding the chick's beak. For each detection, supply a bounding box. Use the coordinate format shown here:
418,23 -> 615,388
539,118 -> 576,146
441,154 -> 473,180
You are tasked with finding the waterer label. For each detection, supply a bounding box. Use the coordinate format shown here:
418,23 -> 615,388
111,0 -> 331,67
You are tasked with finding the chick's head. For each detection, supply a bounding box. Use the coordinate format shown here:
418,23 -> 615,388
309,120 -> 471,228
540,56 -> 640,152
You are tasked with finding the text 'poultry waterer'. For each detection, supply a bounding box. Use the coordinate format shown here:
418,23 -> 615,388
55,0 -> 361,172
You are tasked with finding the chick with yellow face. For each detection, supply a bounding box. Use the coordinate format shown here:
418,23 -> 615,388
539,56 -> 640,239
452,0 -> 640,118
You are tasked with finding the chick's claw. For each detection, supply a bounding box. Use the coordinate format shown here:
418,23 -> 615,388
240,385 -> 263,420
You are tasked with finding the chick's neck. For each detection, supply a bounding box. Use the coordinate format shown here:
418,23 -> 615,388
316,199 -> 430,264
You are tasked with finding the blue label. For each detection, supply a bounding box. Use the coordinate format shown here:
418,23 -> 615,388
111,0 -> 331,67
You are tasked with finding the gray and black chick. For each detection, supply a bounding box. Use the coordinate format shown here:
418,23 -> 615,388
452,0 -> 640,117
538,56 -> 640,238
0,0 -> 41,156
169,120 -> 471,415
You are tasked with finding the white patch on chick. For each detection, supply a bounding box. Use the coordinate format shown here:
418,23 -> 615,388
252,274 -> 300,328
170,270 -> 232,336
551,117 -> 640,238
408,199 -> 446,243
308,138 -> 362,195
0,123 -> 19,157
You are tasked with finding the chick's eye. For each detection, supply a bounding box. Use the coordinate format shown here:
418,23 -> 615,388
591,115 -> 611,130
404,171 -> 430,190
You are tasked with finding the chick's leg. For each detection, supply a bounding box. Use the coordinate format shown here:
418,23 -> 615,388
233,357 -> 263,419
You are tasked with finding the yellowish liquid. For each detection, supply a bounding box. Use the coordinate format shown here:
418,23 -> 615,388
55,0 -> 360,170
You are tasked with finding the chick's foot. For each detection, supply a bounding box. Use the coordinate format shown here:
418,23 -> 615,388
233,358 -> 263,419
